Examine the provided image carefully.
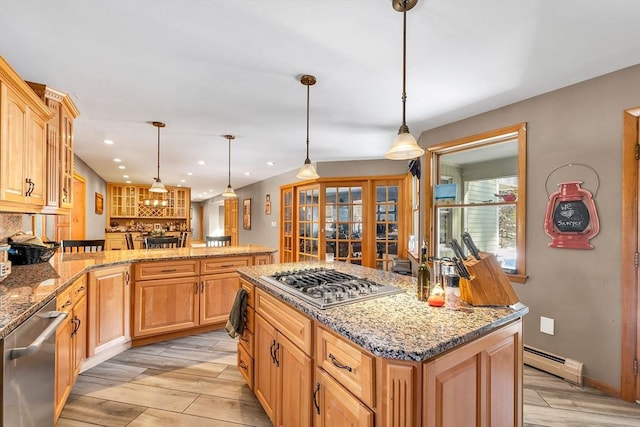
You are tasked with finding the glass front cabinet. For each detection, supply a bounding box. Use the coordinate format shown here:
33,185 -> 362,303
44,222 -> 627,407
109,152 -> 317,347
279,175 -> 409,271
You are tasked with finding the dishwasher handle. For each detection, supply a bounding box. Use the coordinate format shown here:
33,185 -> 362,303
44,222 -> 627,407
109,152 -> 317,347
9,311 -> 68,360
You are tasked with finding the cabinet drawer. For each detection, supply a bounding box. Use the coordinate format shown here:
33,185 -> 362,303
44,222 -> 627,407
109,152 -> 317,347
239,328 -> 253,356
200,256 -> 251,274
134,260 -> 199,280
240,278 -> 255,308
57,287 -> 73,312
252,254 -> 272,266
316,325 -> 375,408
238,343 -> 254,390
245,307 -> 255,333
255,289 -> 312,356
72,275 -> 87,301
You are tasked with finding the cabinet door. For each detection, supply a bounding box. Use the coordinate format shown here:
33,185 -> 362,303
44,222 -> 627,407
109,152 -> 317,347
88,265 -> 131,356
24,107 -> 46,206
105,234 -> 125,251
277,333 -> 312,427
60,105 -> 74,208
315,368 -> 374,427
254,313 -> 278,424
133,277 -> 199,337
44,97 -> 60,208
200,272 -> 239,325
54,315 -> 73,421
72,295 -> 87,378
1,86 -> 27,203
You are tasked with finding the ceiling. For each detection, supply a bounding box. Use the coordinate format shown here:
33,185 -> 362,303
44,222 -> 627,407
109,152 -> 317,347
1,1 -> 638,202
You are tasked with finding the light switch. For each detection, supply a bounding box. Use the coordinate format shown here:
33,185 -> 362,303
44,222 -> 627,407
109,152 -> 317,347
540,316 -> 555,335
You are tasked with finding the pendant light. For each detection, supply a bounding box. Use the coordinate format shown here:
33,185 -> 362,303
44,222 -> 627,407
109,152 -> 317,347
221,134 -> 237,198
149,121 -> 168,193
296,74 -> 320,180
385,0 -> 425,160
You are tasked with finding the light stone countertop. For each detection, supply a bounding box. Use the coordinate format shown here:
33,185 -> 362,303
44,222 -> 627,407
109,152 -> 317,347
238,261 -> 529,362
0,245 -> 276,339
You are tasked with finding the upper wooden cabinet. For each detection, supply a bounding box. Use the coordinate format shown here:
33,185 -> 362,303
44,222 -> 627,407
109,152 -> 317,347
28,81 -> 80,213
0,56 -> 53,212
107,183 -> 191,222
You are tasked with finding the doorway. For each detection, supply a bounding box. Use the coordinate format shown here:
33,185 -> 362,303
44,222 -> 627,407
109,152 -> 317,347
621,106 -> 640,403
71,173 -> 86,239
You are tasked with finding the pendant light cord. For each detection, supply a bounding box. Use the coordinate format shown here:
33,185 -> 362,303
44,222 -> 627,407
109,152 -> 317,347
305,82 -> 311,161
227,137 -> 232,186
156,125 -> 161,180
400,0 -> 408,132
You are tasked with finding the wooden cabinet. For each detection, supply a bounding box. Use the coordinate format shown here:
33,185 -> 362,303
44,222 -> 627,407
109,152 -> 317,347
132,257 -> 257,340
55,275 -> 87,421
0,59 -> 51,212
87,265 -> 131,358
105,233 -> 125,251
422,320 -> 522,427
314,368 -> 374,427
107,182 -> 192,224
238,278 -> 256,388
27,81 -> 79,213
254,289 -> 313,427
255,312 -> 312,427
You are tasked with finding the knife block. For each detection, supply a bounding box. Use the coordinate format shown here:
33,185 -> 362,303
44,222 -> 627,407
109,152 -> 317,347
459,253 -> 520,306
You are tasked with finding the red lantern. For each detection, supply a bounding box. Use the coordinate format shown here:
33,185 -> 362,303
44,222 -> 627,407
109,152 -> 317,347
544,181 -> 599,249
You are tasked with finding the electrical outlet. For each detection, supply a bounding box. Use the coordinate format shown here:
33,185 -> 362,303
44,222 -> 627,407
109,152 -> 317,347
540,316 -> 555,335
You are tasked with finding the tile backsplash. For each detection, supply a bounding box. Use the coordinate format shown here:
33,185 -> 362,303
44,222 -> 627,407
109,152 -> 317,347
0,214 -> 26,242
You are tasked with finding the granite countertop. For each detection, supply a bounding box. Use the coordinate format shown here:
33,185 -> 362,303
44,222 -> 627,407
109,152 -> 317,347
238,261 -> 529,362
0,245 -> 276,339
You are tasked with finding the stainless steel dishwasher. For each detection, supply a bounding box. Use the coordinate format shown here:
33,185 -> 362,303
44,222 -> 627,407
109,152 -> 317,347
2,298 -> 68,427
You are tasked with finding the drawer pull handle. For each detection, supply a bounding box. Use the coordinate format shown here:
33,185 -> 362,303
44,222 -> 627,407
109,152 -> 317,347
221,264 -> 234,268
313,382 -> 320,415
239,360 -> 248,371
270,340 -> 277,364
62,300 -> 72,308
161,269 -> 178,273
329,353 -> 352,372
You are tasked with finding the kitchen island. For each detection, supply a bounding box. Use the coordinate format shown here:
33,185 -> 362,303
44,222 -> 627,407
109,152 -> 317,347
237,261 -> 528,427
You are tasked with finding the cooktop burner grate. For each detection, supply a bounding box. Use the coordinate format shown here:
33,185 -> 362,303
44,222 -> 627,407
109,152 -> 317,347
261,267 -> 405,309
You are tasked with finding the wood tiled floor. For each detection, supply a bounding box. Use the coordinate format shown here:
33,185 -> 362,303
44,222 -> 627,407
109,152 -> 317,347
57,330 -> 640,426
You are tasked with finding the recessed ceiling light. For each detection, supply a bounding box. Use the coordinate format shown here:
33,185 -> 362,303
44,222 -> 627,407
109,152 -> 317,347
187,172 -> 193,176
208,189 -> 213,192
126,180 -> 131,184
113,158 -> 121,162
177,184 -> 182,187
244,172 -> 251,176
180,179 -> 186,183
104,139 -> 114,145
118,165 -> 125,169
198,161 -> 206,166
123,175 -> 129,178
267,161 -> 275,166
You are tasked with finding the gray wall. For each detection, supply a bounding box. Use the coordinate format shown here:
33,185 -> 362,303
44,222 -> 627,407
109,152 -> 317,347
69,156 -> 107,239
418,64 -> 640,389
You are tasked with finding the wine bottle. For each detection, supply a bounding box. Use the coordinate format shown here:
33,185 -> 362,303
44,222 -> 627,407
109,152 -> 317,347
417,243 -> 431,302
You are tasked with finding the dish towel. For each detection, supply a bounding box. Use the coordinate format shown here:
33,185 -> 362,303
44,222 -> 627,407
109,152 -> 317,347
226,288 -> 249,338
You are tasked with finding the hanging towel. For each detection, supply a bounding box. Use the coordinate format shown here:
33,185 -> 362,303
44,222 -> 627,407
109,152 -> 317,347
226,288 -> 249,338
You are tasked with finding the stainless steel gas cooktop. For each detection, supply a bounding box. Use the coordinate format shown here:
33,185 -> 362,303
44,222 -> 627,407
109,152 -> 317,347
260,267 -> 405,309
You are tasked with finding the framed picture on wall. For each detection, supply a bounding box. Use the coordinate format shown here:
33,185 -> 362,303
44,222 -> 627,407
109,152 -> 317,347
95,192 -> 104,214
243,198 -> 251,230
265,194 -> 272,215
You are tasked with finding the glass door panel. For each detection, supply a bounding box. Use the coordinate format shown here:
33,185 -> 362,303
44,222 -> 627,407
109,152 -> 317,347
375,185 -> 399,271
325,185 -> 363,265
297,186 -> 320,261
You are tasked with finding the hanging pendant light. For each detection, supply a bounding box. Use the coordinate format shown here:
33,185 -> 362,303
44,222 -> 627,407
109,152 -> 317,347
385,0 -> 425,160
296,74 -> 320,180
221,134 -> 238,198
149,121 -> 168,193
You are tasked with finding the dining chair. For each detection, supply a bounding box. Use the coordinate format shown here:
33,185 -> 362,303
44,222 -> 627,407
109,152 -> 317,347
61,239 -> 105,253
205,235 -> 232,247
145,236 -> 179,249
124,233 -> 135,250
178,231 -> 189,248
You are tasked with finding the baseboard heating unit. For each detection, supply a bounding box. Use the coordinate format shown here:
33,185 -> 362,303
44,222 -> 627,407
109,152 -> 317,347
523,345 -> 584,386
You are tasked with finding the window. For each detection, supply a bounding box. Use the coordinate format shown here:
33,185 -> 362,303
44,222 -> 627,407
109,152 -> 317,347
425,123 -> 527,283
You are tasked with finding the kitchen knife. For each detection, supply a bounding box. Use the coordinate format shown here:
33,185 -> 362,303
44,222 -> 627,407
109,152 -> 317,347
461,232 -> 482,260
452,256 -> 470,279
448,239 -> 467,261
